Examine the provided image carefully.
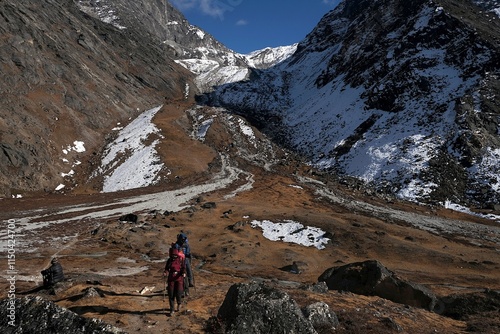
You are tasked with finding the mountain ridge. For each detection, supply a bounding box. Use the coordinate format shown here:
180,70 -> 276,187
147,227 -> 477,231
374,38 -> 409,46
208,0 -> 500,209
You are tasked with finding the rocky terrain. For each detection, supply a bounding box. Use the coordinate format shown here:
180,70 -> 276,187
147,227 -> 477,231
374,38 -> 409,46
1,99 -> 499,333
1,0 -> 499,333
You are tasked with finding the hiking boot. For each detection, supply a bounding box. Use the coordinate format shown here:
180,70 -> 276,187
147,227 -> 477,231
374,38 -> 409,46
176,304 -> 182,312
169,309 -> 175,316
189,282 -> 194,287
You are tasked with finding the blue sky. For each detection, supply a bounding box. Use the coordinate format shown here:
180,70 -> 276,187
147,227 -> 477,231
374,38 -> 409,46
171,0 -> 341,54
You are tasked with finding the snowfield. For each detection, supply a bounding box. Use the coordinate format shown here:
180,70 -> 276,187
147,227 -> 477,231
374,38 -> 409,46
94,106 -> 167,193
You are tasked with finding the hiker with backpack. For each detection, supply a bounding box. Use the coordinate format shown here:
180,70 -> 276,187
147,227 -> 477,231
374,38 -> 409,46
163,248 -> 185,316
41,257 -> 64,288
173,233 -> 194,288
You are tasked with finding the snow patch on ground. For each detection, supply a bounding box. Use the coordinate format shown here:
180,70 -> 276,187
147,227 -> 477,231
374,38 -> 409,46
63,141 -> 86,154
250,220 -> 330,250
96,266 -> 149,277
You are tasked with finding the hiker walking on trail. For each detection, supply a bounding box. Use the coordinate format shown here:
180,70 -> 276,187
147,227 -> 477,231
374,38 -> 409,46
164,248 -> 185,315
174,233 -> 194,288
41,257 -> 64,287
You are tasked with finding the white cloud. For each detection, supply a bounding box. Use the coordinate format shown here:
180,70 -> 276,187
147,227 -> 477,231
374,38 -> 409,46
322,0 -> 339,5
171,0 -> 198,11
236,19 -> 248,26
172,0 -> 238,19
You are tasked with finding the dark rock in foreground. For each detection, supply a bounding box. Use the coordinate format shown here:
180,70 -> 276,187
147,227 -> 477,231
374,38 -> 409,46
318,260 -> 437,310
215,281 -> 334,334
0,296 -> 124,334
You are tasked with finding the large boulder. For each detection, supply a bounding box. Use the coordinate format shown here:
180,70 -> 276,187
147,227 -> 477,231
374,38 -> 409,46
0,296 -> 124,334
318,260 -> 436,310
216,281 -> 317,334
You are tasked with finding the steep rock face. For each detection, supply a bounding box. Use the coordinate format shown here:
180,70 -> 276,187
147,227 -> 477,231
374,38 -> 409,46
76,0 -> 247,66
210,0 -> 500,208
0,0 -> 192,196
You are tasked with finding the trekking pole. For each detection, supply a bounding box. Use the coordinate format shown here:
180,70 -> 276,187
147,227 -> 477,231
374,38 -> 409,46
193,271 -> 197,294
163,278 -> 166,300
192,257 -> 197,294
163,276 -> 166,313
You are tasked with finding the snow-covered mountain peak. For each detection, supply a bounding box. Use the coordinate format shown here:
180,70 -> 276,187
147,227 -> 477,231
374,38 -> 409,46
75,0 -> 297,92
245,44 -> 298,69
174,43 -> 298,93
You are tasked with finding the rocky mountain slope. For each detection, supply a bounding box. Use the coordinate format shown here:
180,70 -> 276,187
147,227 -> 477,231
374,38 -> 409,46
209,0 -> 500,209
0,0 -> 300,198
76,0 -> 296,93
0,0 -> 193,197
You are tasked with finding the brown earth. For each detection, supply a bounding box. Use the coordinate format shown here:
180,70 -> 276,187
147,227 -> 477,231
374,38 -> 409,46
1,99 -> 499,334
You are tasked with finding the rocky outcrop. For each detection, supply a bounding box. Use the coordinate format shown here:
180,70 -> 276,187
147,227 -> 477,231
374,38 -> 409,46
318,260 -> 437,310
214,281 -> 337,334
0,296 -> 124,333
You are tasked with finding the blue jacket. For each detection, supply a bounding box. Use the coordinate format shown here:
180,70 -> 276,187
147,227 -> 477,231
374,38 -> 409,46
174,240 -> 191,258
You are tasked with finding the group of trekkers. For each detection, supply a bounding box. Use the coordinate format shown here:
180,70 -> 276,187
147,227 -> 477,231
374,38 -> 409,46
40,231 -> 194,317
163,232 -> 194,316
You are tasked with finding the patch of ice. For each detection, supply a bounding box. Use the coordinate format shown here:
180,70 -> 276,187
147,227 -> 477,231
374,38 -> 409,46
197,118 -> 214,141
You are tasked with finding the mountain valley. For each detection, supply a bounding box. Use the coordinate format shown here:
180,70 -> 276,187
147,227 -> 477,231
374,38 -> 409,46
0,0 -> 499,333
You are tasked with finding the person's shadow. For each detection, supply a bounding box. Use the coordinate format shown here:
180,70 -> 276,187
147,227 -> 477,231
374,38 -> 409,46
18,285 -> 54,295
278,262 -> 301,274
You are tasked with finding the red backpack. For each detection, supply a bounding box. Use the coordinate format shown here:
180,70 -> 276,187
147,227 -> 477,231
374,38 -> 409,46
169,242 -> 185,260
166,248 -> 185,281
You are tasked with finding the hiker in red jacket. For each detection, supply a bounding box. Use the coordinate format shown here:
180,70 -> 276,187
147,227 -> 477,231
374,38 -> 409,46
163,248 -> 185,315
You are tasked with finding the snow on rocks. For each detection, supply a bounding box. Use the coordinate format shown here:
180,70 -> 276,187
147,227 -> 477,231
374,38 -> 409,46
58,141 -> 86,191
62,141 -> 86,154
